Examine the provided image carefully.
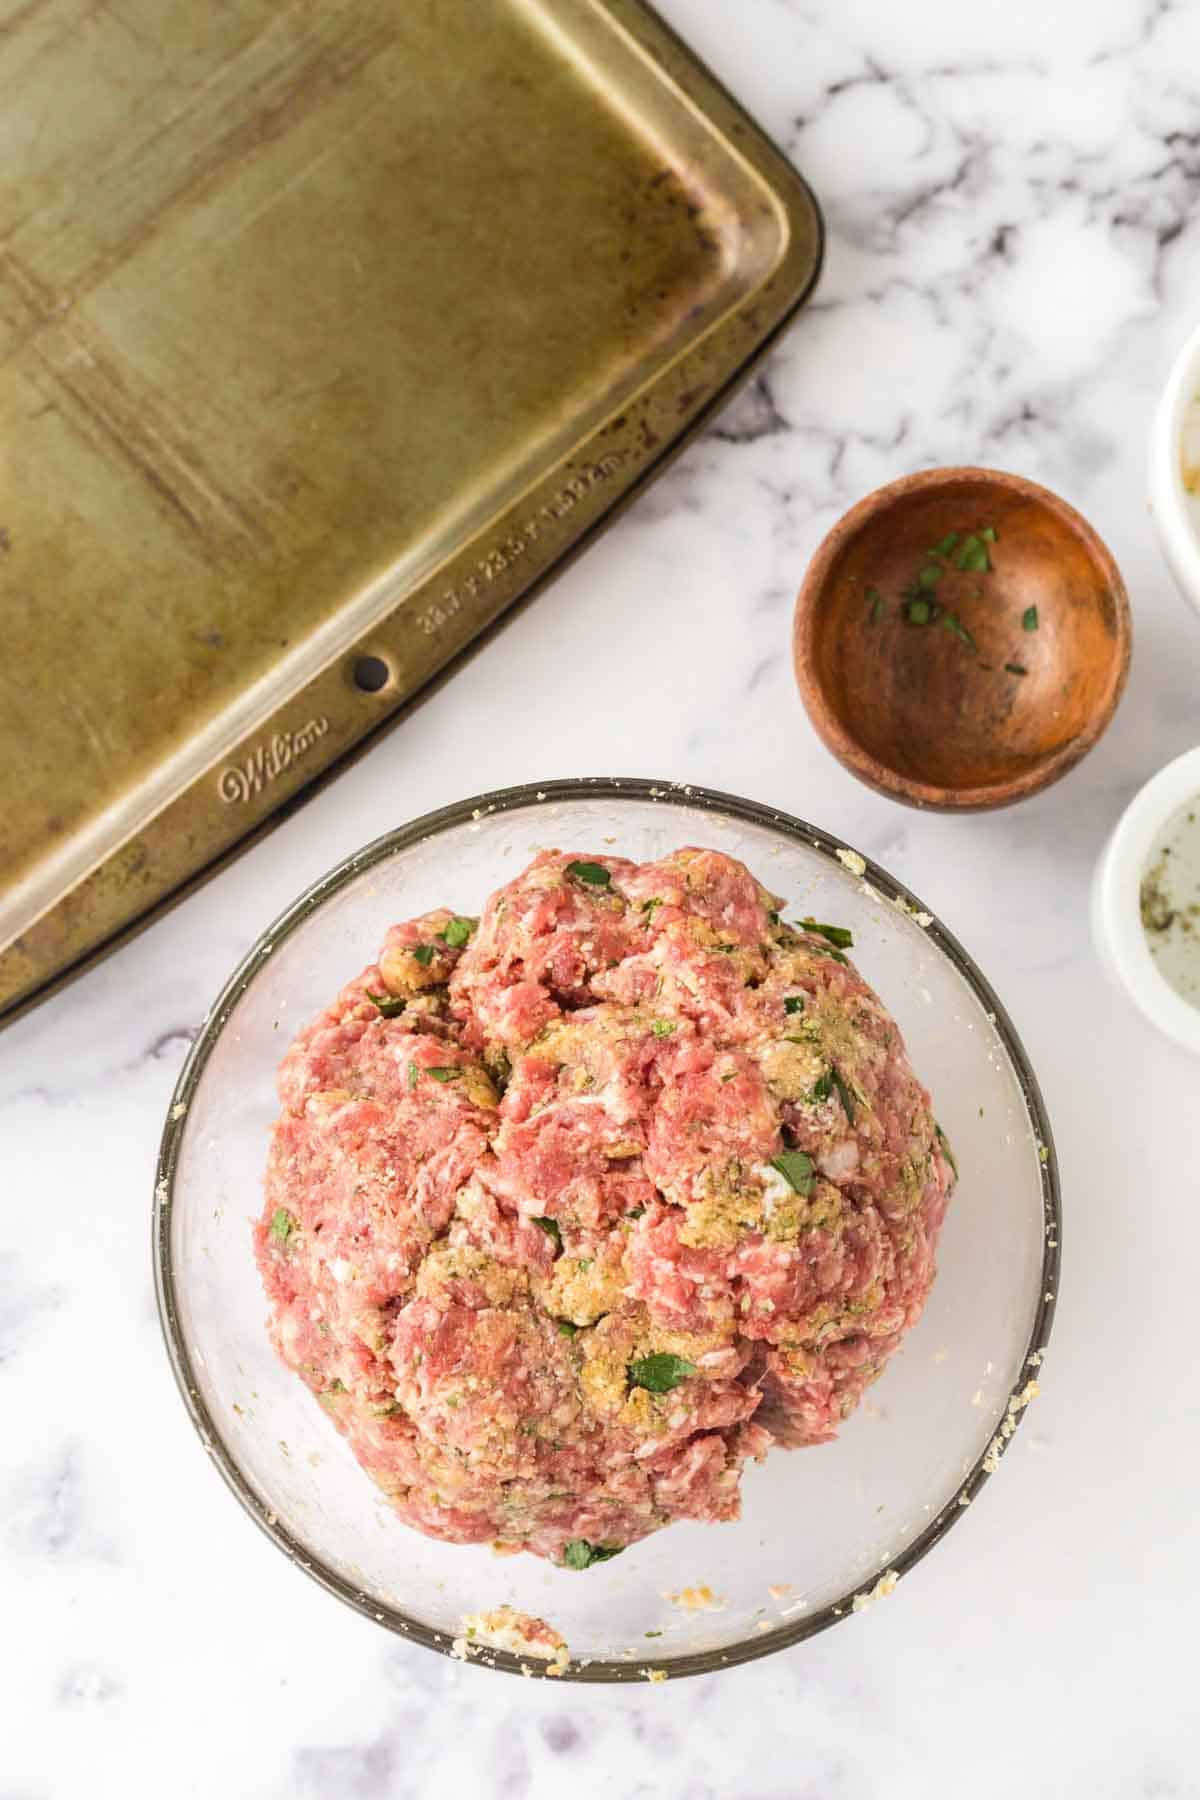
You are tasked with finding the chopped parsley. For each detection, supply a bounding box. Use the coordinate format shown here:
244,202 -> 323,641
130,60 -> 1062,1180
407,1062 -> 419,1089
366,991 -> 406,1018
936,1122 -> 959,1179
556,1319 -> 579,1338
627,1353 -> 697,1393
940,611 -> 977,650
784,994 -> 805,1015
426,1066 -> 461,1083
625,1206 -> 646,1220
1005,662 -> 1028,677
651,1019 -> 676,1038
269,1207 -> 297,1244
532,1216 -> 563,1249
562,1539 -> 624,1570
1022,606 -> 1039,631
895,526 -> 997,645
808,942 -> 849,966
769,1150 -> 815,1195
439,917 -> 474,947
803,919 -> 854,950
811,1064 -> 855,1120
955,533 -> 992,574
641,897 -> 663,918
566,861 -> 611,888
411,944 -> 435,967
831,1065 -> 857,1122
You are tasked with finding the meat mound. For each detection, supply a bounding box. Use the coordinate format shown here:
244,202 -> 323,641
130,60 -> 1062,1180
256,850 -> 955,1564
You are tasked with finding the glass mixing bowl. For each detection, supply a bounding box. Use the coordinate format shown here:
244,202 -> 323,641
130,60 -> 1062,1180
154,779 -> 1059,1681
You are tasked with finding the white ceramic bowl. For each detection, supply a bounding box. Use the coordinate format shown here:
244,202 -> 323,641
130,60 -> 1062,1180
1092,747 -> 1200,1055
155,780 -> 1059,1680
1149,318 -> 1200,616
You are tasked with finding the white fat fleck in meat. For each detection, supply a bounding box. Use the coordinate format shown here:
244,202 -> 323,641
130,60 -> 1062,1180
819,1139 -> 860,1182
331,1258 -> 353,1284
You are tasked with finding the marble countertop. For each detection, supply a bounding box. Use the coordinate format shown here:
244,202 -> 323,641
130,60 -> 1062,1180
4,0 -> 1200,1793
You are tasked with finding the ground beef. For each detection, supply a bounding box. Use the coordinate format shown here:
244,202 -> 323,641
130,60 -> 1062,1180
256,848 -> 955,1565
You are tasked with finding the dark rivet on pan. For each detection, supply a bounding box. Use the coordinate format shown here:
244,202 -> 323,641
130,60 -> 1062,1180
352,655 -> 391,694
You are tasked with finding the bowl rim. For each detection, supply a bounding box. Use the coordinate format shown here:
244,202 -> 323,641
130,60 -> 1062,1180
1148,317 -> 1200,615
1092,745 -> 1200,1054
153,775 -> 1061,1682
793,465 -> 1132,812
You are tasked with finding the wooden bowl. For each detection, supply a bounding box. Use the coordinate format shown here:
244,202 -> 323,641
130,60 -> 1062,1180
793,468 -> 1132,811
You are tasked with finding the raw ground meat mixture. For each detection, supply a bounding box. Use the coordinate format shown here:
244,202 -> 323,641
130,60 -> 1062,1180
256,847 -> 956,1566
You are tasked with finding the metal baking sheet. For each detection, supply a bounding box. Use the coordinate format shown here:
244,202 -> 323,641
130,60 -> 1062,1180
0,0 -> 823,1023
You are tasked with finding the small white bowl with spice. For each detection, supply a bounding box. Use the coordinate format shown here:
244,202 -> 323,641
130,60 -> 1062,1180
1149,319 -> 1200,618
1092,746 -> 1200,1053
